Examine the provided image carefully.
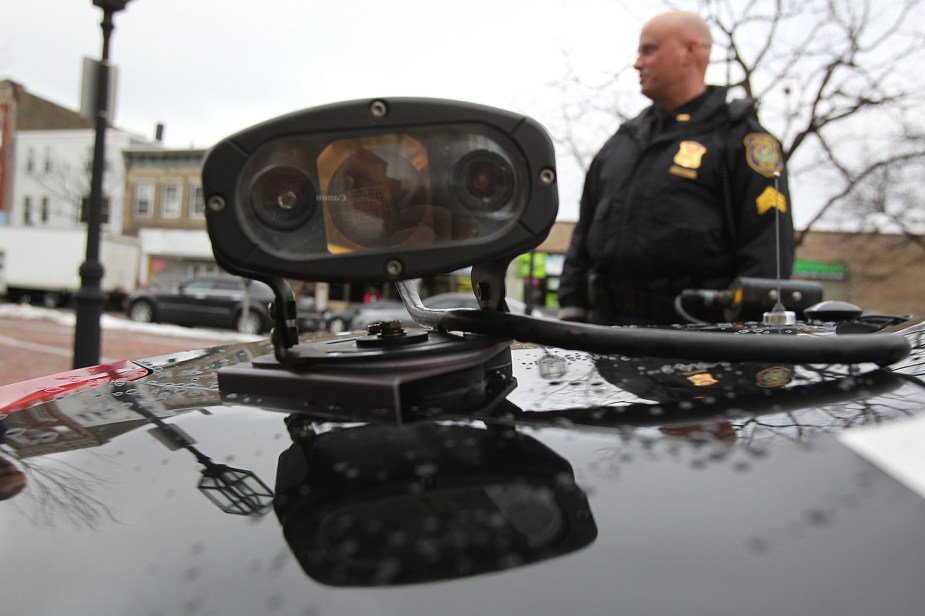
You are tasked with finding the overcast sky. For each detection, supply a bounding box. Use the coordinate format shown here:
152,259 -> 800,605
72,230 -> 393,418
2,0 -> 855,231
2,0 -> 667,221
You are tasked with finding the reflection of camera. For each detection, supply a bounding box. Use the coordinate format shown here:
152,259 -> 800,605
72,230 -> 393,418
275,422 -> 597,586
202,98 -> 557,283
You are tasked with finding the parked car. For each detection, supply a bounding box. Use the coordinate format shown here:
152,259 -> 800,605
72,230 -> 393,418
348,292 -> 544,331
125,275 -> 321,334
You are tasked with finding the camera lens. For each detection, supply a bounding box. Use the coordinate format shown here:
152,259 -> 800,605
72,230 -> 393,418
249,165 -> 317,231
452,151 -> 514,211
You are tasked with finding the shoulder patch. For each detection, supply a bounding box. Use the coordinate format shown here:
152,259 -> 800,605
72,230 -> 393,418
744,133 -> 783,178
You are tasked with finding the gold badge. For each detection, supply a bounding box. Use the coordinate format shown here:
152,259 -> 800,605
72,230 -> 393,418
684,370 -> 719,387
756,186 -> 788,215
676,113 -> 691,122
755,366 -> 793,388
674,141 -> 707,169
744,133 -> 783,178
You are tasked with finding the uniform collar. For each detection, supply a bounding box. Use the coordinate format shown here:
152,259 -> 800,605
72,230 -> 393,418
624,85 -> 729,142
652,86 -> 726,132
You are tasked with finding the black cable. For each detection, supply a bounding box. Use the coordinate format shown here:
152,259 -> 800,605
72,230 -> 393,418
438,310 -> 909,366
674,290 -> 733,325
674,295 -> 708,325
396,283 -> 910,366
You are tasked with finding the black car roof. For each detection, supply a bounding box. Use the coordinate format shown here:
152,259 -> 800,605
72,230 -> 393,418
2,319 -> 925,614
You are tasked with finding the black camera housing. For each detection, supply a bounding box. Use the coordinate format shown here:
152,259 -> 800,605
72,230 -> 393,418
201,98 -> 558,283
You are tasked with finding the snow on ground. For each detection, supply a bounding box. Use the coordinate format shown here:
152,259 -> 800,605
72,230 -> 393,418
0,303 -> 264,343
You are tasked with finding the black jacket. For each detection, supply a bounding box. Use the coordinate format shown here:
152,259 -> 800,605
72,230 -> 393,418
558,86 -> 794,321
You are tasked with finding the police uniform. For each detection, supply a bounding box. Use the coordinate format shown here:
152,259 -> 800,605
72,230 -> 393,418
558,86 -> 794,325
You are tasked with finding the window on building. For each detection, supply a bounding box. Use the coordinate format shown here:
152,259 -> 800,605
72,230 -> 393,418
133,183 -> 154,217
190,185 -> 205,219
26,148 -> 35,173
44,147 -> 52,173
41,197 -> 50,223
23,196 -> 32,225
160,184 -> 182,218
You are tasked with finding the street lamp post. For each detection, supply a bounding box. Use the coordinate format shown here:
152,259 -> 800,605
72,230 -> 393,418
73,0 -> 131,368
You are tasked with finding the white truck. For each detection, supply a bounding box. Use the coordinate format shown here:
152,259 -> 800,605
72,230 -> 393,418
0,226 -> 141,308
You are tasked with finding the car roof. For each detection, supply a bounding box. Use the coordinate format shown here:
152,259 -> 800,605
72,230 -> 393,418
2,317 -> 924,614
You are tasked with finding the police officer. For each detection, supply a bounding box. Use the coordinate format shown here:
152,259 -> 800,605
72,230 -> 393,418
558,10 -> 794,325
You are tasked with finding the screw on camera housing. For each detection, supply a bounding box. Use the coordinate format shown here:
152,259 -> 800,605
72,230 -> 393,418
369,100 -> 388,119
208,196 -> 226,212
385,259 -> 404,277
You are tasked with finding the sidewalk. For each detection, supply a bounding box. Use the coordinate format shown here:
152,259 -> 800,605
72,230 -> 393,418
0,304 -> 261,385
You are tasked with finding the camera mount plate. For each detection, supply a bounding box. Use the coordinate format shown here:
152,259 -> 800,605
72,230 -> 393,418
217,332 -> 515,421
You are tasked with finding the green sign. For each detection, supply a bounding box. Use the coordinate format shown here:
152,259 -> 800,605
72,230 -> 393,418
793,259 -> 847,280
516,252 -> 547,278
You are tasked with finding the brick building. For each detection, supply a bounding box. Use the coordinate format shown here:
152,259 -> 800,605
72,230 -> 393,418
122,148 -> 216,287
793,230 -> 925,316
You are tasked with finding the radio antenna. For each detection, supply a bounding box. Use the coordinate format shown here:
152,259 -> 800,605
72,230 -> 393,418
762,171 -> 796,325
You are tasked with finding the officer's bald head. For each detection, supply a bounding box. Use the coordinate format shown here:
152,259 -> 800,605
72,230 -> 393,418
649,11 -> 712,67
635,11 -> 713,109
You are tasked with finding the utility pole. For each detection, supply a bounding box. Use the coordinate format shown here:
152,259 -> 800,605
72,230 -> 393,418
73,0 -> 131,368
